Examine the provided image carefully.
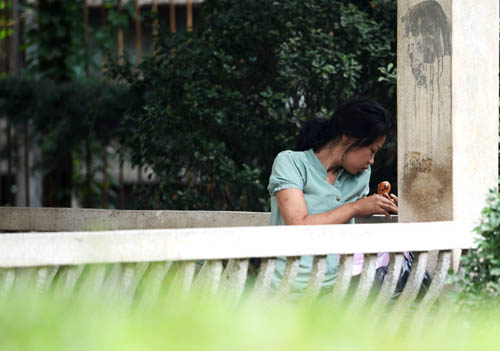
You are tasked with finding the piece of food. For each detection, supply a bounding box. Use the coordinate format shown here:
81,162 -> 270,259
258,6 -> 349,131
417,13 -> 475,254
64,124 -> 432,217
377,181 -> 391,195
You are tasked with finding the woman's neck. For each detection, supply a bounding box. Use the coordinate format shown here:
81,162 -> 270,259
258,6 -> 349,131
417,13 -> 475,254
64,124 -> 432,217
315,144 -> 344,173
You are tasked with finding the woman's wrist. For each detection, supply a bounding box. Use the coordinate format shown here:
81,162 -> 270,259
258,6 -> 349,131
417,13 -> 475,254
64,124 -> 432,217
346,201 -> 359,218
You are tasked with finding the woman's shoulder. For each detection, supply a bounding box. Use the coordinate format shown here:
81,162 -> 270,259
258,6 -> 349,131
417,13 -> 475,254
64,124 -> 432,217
272,150 -> 311,168
274,149 -> 309,161
268,150 -> 311,194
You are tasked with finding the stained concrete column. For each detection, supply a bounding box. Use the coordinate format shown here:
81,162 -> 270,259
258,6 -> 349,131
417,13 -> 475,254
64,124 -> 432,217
397,1 -> 498,268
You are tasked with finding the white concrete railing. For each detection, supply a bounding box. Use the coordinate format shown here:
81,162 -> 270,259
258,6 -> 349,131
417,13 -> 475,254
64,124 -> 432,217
0,207 -> 477,333
0,221 -> 476,266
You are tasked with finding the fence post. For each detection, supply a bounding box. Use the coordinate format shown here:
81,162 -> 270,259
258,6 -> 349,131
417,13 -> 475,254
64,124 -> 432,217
23,120 -> 29,206
7,120 -> 13,206
101,2 -> 107,74
102,145 -> 108,209
10,0 -> 20,76
117,0 -> 124,66
152,0 -> 158,55
169,0 -> 176,33
187,0 -> 192,32
84,0 -> 89,76
135,0 -> 142,65
1,0 -> 10,74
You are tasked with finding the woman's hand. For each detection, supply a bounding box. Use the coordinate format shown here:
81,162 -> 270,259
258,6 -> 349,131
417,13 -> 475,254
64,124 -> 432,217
380,192 -> 398,206
353,194 -> 398,217
386,193 -> 398,207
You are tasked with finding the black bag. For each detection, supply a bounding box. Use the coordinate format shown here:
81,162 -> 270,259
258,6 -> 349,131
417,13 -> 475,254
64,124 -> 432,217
375,252 -> 432,299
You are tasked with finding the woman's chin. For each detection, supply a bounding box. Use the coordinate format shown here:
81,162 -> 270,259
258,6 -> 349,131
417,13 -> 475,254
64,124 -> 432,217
345,168 -> 363,175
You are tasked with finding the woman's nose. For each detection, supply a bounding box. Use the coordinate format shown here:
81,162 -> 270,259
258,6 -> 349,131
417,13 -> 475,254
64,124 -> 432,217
369,155 -> 375,165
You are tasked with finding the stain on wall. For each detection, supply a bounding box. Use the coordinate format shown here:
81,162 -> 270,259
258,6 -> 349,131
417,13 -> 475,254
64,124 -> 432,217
402,1 -> 451,87
399,0 -> 453,222
403,151 -> 452,221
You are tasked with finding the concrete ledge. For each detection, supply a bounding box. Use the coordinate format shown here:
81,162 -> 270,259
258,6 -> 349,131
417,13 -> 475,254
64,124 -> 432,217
0,220 -> 476,267
0,207 -> 271,231
0,207 -> 397,232
354,215 -> 398,224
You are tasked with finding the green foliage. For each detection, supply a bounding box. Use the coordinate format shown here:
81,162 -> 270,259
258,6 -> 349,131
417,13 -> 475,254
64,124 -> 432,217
23,0 -> 137,80
4,0 -> 398,209
0,289 -> 499,350
0,78 -> 136,207
455,189 -> 500,310
24,0 -> 85,81
0,0 -> 12,80
94,0 -> 137,61
0,1 -> 13,40
377,63 -> 397,97
0,77 -> 132,156
113,0 -> 397,211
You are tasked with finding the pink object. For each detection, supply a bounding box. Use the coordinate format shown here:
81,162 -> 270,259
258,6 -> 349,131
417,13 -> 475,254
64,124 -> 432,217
352,252 -> 411,275
352,252 -> 390,276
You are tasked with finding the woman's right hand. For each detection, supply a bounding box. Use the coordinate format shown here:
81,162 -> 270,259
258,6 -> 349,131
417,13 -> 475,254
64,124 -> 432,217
353,194 -> 398,217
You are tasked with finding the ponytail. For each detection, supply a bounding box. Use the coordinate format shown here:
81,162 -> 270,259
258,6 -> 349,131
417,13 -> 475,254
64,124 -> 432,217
296,118 -> 336,151
295,98 -> 393,152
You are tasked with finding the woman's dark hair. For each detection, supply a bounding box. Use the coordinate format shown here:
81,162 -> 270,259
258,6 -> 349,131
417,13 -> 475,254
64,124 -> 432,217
296,98 -> 394,152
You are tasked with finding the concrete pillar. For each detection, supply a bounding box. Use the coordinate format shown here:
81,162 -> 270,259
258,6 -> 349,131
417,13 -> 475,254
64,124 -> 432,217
397,1 -> 498,268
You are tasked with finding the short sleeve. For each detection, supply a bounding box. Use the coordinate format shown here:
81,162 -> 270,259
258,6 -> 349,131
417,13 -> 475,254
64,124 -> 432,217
268,151 -> 305,196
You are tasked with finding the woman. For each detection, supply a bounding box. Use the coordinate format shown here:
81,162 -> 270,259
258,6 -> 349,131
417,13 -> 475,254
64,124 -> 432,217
268,98 -> 398,293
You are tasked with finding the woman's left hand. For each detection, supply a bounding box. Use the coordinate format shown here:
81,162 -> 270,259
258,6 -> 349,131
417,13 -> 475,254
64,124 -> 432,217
382,193 -> 398,210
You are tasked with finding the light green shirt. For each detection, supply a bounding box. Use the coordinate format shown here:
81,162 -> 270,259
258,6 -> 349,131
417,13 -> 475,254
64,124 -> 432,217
267,149 -> 370,292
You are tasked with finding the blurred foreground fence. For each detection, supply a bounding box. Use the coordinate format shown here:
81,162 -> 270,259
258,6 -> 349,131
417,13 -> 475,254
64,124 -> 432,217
0,207 -> 477,334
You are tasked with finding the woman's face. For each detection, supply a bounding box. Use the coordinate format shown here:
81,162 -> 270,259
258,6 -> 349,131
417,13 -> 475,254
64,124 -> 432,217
342,135 -> 386,175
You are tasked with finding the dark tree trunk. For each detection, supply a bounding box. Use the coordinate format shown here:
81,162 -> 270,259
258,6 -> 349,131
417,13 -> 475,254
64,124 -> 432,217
7,121 -> 13,206
24,120 -> 29,207
42,153 -> 72,207
102,146 -> 108,209
119,154 -> 124,209
169,1 -> 176,33
38,0 -> 74,207
84,138 -> 93,208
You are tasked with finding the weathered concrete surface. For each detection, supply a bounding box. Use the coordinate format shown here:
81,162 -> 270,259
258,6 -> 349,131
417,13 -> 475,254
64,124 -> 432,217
0,207 -> 271,231
451,0 -> 499,222
398,0 -> 453,223
0,207 -> 396,232
398,0 -> 499,223
398,0 -> 498,271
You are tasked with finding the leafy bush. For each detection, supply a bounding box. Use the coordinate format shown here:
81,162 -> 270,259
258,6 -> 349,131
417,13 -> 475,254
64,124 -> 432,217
0,78 -> 137,207
115,0 -> 397,211
457,189 -> 500,310
24,0 -> 85,82
23,0 -> 137,81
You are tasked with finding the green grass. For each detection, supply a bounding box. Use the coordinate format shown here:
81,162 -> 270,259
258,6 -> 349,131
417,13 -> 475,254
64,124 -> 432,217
1,290 -> 499,351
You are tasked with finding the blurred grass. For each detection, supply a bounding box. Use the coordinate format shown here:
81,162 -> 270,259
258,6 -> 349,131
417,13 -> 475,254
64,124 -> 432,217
0,289 -> 499,351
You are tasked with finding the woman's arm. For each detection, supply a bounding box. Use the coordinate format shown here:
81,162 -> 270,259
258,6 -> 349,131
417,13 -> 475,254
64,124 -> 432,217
276,188 -> 398,225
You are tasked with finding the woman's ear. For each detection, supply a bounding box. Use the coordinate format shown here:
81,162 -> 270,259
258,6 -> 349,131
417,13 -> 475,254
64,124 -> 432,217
341,134 -> 355,147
